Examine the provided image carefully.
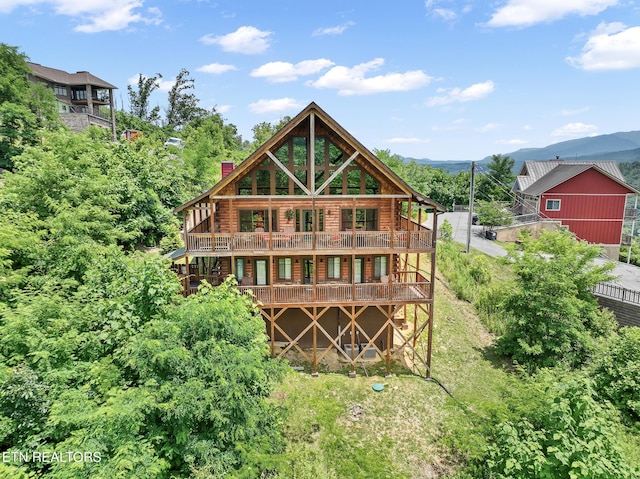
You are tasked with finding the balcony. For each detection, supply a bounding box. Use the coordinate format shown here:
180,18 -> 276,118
236,282 -> 430,305
185,229 -> 433,254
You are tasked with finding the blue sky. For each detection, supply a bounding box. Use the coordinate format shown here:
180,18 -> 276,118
2,0 -> 640,161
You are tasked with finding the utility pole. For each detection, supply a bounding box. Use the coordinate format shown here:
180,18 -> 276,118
466,161 -> 475,254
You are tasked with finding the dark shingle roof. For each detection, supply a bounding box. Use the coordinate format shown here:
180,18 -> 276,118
27,62 -> 117,90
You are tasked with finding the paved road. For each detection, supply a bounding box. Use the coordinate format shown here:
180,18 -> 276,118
436,211 -> 640,292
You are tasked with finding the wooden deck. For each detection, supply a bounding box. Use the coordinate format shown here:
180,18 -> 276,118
186,230 -> 433,254
239,282 -> 430,305
185,280 -> 430,305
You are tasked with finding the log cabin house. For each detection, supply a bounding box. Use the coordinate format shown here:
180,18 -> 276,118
172,103 -> 445,376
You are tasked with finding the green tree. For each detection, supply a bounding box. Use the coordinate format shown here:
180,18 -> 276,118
476,154 -> 516,202
165,69 -> 206,130
497,229 -> 617,371
180,112 -> 244,190
0,43 -> 58,170
476,199 -> 513,230
128,73 -> 162,124
251,117 -> 291,151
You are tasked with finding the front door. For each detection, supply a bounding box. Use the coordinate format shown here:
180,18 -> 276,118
255,259 -> 268,285
353,258 -> 364,284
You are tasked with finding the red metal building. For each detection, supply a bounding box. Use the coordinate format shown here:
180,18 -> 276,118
513,160 -> 639,258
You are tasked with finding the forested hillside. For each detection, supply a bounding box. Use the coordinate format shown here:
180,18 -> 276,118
620,161 -> 640,191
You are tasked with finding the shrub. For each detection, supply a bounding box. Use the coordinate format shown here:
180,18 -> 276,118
483,375 -> 637,478
592,327 -> 640,422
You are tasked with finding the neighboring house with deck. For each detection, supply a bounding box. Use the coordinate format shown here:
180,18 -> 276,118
171,102 -> 445,376
512,159 -> 639,258
27,62 -> 117,139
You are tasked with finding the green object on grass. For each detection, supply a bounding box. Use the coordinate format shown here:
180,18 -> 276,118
372,383 -> 385,392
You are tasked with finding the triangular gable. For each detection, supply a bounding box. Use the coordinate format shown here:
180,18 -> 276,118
175,102 -> 445,212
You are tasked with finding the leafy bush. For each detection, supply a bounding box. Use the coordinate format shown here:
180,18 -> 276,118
483,375 -> 637,478
592,328 -> 640,422
496,230 -> 617,371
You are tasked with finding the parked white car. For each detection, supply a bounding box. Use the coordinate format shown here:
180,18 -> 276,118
163,137 -> 184,149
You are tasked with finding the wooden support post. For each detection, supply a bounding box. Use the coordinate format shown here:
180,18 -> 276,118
214,198 -> 216,253
426,303 -> 433,379
312,307 -> 318,376
386,308 -> 392,377
270,307 -> 275,358
349,306 -> 356,377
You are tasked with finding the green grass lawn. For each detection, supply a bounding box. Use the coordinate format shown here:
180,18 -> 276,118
272,274 -> 513,478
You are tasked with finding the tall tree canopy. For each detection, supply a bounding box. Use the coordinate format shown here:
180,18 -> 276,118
127,73 -> 162,125
165,69 -> 206,130
476,154 -> 516,202
0,43 -> 59,170
497,229 -> 617,371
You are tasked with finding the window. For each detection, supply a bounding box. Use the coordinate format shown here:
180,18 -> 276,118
256,170 -> 270,195
54,85 -> 67,96
374,256 -> 387,278
235,258 -> 244,280
71,88 -> 87,100
239,209 -> 277,232
327,257 -> 341,279
341,208 -> 378,230
237,176 -> 252,196
292,137 -> 307,166
546,199 -> 561,211
278,258 -> 292,280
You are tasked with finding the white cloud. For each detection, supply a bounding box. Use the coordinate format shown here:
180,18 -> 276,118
249,98 -> 306,114
425,1 -> 472,21
426,80 -> 494,106
251,59 -> 334,83
309,58 -> 432,95
477,123 -> 500,133
312,21 -> 355,36
566,22 -> 640,71
433,8 -> 457,21
0,0 -> 162,32
215,104 -> 231,114
552,122 -> 598,137
200,26 -> 272,54
486,0 -> 618,28
196,63 -> 237,74
384,137 -> 431,144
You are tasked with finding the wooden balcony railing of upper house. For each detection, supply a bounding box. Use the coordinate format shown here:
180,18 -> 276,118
232,271 -> 431,306
185,229 -> 433,254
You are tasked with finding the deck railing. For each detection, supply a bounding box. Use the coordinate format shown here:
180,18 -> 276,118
186,229 -> 433,253
237,280 -> 431,305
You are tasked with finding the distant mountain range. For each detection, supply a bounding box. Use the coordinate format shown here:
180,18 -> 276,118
408,130 -> 640,173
